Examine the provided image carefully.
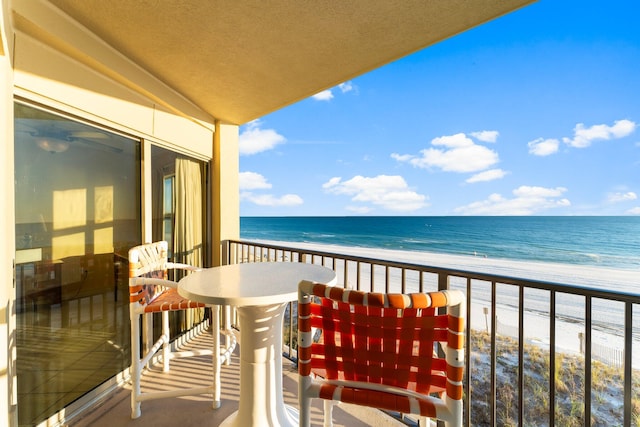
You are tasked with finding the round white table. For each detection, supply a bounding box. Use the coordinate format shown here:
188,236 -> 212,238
178,262 -> 337,427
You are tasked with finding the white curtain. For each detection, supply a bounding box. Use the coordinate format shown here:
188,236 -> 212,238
173,158 -> 203,268
173,157 -> 204,327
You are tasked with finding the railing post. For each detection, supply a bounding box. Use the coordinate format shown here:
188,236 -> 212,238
549,291 -> 556,427
222,240 -> 231,265
624,302 -> 632,427
437,271 -> 449,291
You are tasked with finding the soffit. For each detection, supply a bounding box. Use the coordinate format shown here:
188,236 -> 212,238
44,0 -> 534,125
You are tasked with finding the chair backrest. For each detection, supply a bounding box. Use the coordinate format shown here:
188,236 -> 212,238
129,241 -> 170,307
298,282 -> 465,421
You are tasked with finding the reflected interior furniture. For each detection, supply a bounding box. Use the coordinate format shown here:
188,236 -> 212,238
297,282 -> 465,427
128,241 -> 236,419
178,262 -> 337,427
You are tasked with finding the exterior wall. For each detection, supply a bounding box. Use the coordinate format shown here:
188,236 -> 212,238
3,0 -> 240,424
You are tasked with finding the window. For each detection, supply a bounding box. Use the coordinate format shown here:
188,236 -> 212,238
163,174 -> 175,255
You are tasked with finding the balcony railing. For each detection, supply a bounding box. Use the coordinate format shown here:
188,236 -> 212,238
225,239 -> 640,427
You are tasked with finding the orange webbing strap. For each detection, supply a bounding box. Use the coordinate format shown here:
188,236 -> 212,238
129,284 -> 149,304
129,259 -> 141,279
143,288 -> 205,313
447,378 -> 464,401
128,257 -> 147,305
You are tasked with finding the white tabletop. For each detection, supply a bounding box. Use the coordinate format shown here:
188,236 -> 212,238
178,262 -> 336,306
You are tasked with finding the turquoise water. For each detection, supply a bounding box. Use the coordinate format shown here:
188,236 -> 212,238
240,216 -> 640,270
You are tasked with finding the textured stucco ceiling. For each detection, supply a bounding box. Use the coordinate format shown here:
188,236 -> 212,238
43,0 -> 534,125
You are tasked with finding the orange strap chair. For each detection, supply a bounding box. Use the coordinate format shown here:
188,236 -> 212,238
128,241 -> 236,418
297,282 -> 465,427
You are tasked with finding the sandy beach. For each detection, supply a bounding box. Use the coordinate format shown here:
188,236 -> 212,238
253,239 -> 640,367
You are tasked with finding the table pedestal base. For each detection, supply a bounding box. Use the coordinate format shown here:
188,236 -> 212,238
221,302 -> 297,427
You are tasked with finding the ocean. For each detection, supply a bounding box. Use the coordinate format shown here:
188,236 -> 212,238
240,216 -> 640,271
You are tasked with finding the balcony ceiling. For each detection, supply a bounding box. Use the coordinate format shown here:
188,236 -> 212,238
45,0 -> 534,125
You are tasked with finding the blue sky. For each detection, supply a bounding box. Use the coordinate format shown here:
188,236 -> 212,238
238,0 -> 640,217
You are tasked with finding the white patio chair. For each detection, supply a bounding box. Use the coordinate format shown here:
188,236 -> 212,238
128,241 -> 236,418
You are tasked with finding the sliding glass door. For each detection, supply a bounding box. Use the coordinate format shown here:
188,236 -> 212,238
14,102 -> 209,425
14,102 -> 141,425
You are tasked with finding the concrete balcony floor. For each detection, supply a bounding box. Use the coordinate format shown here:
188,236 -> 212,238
70,328 -> 403,427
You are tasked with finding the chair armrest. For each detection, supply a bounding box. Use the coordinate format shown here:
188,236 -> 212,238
166,262 -> 202,273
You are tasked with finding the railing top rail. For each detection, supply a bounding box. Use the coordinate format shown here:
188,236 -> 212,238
229,239 -> 640,304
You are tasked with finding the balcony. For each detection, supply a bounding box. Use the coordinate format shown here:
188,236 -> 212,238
70,239 -> 639,426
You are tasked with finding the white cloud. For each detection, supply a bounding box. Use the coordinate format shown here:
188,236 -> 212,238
471,130 -> 499,143
312,90 -> 334,101
239,171 -> 272,190
528,138 -> 560,156
239,170 -> 303,207
323,177 -> 342,188
240,192 -> 303,207
393,133 -> 499,173
431,133 -> 473,148
562,119 -> 636,148
312,81 -> 355,101
239,120 -> 286,155
454,185 -> 570,215
513,186 -> 567,198
323,175 -> 427,212
338,81 -> 354,93
607,191 -> 637,203
627,207 -> 640,215
466,169 -> 508,183
390,153 -> 413,162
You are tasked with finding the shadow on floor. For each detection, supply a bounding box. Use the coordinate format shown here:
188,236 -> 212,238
69,329 -> 399,427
